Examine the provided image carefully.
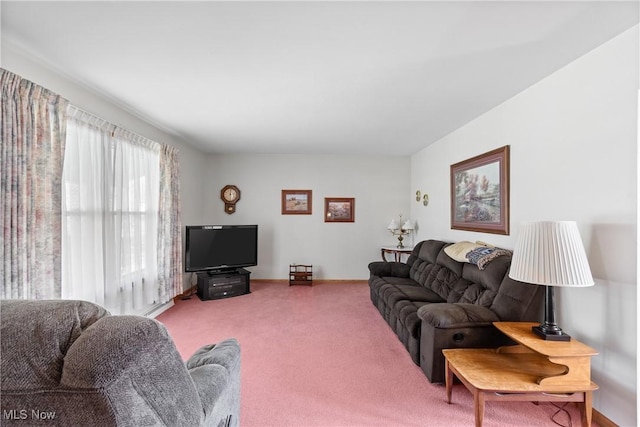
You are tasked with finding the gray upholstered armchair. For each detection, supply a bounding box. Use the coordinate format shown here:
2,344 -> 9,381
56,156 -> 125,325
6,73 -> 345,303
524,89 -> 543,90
0,299 -> 240,427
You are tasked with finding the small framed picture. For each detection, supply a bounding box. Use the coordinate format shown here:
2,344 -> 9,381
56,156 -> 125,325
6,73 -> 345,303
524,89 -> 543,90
281,190 -> 312,215
324,197 -> 355,222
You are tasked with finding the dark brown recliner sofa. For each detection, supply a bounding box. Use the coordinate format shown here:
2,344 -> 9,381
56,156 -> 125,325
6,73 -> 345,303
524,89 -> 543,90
368,239 -> 543,383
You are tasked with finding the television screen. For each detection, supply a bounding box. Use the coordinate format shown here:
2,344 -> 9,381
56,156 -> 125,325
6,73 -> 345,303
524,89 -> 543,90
185,225 -> 258,272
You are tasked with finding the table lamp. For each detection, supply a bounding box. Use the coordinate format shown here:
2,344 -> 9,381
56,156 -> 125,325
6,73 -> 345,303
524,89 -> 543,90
509,221 -> 594,341
387,215 -> 413,248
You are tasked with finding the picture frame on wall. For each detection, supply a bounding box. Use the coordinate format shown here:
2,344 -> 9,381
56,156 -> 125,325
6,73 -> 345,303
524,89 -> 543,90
281,190 -> 312,215
450,145 -> 510,235
324,197 -> 355,223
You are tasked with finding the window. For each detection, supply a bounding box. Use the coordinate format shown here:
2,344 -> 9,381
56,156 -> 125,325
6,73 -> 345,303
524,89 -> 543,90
62,110 -> 161,315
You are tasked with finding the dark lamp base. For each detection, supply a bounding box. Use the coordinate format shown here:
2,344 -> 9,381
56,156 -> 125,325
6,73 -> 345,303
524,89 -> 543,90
532,325 -> 571,341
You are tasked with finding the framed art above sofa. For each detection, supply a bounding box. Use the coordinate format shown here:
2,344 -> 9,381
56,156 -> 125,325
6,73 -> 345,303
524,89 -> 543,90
450,145 -> 510,235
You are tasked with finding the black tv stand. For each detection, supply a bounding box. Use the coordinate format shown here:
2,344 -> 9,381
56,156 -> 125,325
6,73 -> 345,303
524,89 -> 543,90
196,268 -> 251,300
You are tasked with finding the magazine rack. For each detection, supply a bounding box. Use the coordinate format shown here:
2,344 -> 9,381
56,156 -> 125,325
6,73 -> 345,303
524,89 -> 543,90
289,264 -> 313,286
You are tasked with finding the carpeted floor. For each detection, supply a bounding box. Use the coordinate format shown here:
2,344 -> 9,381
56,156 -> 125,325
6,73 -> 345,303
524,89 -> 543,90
157,281 -> 595,427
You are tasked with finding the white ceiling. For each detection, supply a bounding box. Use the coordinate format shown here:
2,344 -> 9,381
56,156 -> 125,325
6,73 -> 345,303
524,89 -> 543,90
2,1 -> 638,155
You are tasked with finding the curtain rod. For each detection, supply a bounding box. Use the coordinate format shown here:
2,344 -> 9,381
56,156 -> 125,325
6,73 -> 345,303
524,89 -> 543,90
66,104 -> 165,150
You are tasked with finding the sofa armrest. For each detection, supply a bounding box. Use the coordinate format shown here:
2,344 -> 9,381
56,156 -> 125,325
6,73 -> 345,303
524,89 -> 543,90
61,315 -> 204,426
187,339 -> 241,426
189,365 -> 230,419
417,305 -> 506,383
186,338 -> 240,371
417,303 -> 500,328
368,261 -> 410,278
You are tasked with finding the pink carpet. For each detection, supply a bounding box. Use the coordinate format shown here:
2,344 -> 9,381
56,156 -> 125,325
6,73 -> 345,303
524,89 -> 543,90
157,281 -> 595,427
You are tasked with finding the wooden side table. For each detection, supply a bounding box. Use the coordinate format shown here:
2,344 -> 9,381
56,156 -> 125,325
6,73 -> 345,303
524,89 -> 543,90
381,246 -> 413,262
443,322 -> 598,427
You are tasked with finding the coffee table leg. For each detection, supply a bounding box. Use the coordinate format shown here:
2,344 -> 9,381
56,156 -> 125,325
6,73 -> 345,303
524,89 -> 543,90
474,390 -> 485,427
445,359 -> 453,403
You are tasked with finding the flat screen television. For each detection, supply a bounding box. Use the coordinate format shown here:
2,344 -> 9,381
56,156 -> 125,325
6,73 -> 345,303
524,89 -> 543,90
185,225 -> 258,273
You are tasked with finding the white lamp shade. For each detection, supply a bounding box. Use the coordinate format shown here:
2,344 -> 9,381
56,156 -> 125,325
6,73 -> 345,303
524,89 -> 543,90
509,221 -> 594,287
387,219 -> 399,230
402,220 -> 414,230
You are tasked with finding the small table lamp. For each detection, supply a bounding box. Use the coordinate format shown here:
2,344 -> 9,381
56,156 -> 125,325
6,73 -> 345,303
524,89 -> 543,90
509,221 -> 594,341
387,215 -> 414,249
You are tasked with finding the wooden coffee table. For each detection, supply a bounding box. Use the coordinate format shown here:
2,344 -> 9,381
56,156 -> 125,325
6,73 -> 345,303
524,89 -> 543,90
443,322 -> 599,427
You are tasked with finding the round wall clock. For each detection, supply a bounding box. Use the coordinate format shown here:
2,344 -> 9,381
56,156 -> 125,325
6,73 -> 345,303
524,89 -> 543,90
221,185 -> 241,214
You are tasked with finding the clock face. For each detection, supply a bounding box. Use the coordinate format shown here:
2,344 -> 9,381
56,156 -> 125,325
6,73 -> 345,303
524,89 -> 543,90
221,185 -> 241,208
223,188 -> 237,202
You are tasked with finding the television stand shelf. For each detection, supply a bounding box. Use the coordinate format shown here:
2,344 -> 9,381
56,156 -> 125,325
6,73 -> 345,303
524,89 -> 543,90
196,268 -> 251,300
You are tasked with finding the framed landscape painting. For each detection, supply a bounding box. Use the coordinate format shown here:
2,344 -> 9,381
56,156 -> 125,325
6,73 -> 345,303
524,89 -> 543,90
450,145 -> 510,235
281,190 -> 312,215
324,197 -> 355,223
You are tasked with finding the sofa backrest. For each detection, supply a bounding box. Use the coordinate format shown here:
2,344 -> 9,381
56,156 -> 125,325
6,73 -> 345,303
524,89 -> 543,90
407,240 -> 543,321
1,300 -> 109,390
490,275 -> 544,321
409,241 -> 461,302
1,299 -> 203,426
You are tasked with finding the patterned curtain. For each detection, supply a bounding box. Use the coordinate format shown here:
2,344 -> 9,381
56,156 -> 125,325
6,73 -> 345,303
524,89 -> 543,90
1,69 -> 69,299
157,145 -> 182,302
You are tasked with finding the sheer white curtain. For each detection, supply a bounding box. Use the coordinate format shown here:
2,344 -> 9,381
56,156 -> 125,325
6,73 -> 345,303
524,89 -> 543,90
62,107 -> 160,315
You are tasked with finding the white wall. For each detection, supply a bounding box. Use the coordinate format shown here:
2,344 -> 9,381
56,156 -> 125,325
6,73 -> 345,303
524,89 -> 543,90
198,154 -> 411,280
411,26 -> 638,426
1,42 -> 211,292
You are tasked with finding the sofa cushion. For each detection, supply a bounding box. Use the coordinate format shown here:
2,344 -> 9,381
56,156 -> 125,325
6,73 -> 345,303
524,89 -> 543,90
393,285 -> 443,303
490,275 -> 544,321
458,283 -> 497,306
371,276 -> 418,302
414,240 -> 446,265
417,303 -> 500,328
461,257 -> 510,292
410,261 -> 463,302
396,300 -> 430,338
368,261 -> 410,278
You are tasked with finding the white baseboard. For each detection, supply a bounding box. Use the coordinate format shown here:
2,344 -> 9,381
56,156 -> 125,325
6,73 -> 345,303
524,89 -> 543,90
144,300 -> 174,318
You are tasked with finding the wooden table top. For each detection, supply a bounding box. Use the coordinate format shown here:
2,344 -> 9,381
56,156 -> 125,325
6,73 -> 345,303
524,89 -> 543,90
494,322 -> 599,357
443,348 -> 598,393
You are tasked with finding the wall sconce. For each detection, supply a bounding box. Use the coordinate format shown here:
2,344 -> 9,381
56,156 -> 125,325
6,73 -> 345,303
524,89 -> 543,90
387,214 -> 414,248
416,190 -> 429,206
